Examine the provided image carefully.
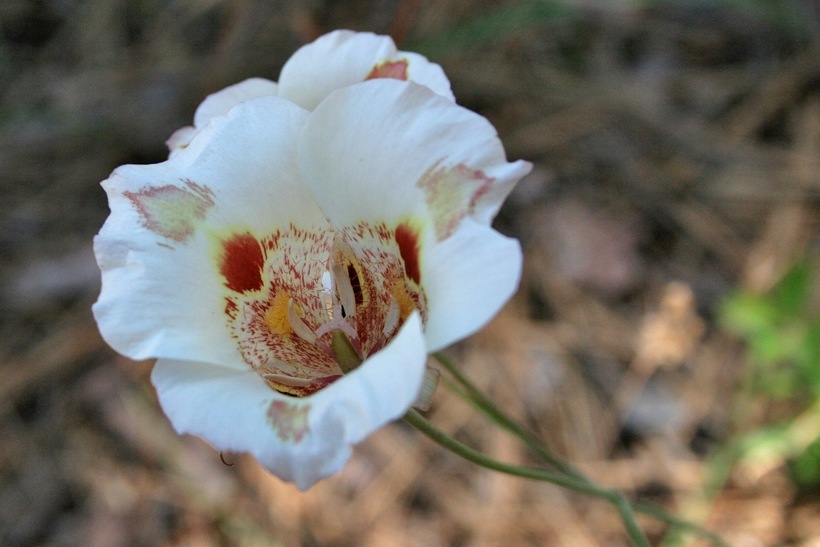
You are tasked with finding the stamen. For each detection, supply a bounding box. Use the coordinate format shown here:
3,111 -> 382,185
287,299 -> 317,344
382,296 -> 400,337
315,313 -> 358,340
332,263 -> 357,318
322,293 -> 334,320
262,373 -> 315,387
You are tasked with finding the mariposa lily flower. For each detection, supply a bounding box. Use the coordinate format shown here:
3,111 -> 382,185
167,29 -> 454,156
94,74 -> 529,489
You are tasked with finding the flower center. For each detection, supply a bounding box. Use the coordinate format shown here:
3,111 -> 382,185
273,237 -> 406,371
220,223 -> 426,398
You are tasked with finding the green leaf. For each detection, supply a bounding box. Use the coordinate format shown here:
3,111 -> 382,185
720,291 -> 776,337
773,261 -> 810,317
789,435 -> 820,491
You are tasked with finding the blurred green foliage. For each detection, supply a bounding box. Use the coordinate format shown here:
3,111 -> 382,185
722,261 -> 820,400
720,259 -> 820,490
790,433 -> 820,490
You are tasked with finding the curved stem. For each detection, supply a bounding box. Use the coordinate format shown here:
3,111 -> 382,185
635,501 -> 727,547
434,352 -> 584,478
433,352 -> 728,547
403,408 -> 651,547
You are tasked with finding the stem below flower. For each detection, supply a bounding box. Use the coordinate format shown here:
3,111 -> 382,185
432,353 -> 728,546
434,352 -> 584,478
403,408 -> 651,547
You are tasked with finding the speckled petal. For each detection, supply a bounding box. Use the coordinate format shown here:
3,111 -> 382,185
152,312 -> 426,490
94,96 -> 328,366
297,79 -> 530,241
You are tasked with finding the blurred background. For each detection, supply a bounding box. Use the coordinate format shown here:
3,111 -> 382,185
1,0 -> 818,544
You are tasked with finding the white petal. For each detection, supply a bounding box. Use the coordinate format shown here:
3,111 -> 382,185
193,78 -> 278,127
400,51 -> 454,101
94,96 -> 327,365
94,227 -> 246,367
177,97 -> 327,232
152,312 -> 426,490
278,30 -> 453,111
298,79 -> 530,238
166,79 -> 278,156
422,220 -> 522,352
166,126 -> 196,157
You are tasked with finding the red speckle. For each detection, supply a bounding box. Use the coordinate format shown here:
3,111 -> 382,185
224,298 -> 238,319
279,375 -> 341,398
366,59 -> 409,81
220,233 -> 265,293
395,224 -> 421,285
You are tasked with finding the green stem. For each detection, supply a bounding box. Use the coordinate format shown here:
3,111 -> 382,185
403,408 -> 651,547
434,352 -> 584,478
433,352 -> 728,547
638,500 -> 728,547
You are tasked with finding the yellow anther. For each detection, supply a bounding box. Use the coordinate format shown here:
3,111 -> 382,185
265,291 -> 292,335
390,280 -> 416,321
382,297 -> 400,337
288,299 -> 317,344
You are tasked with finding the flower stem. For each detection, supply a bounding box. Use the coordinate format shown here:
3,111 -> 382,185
434,352 -> 584,478
433,352 -> 728,546
403,408 -> 651,547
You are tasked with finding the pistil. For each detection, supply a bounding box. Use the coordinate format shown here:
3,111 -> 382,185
331,330 -> 363,373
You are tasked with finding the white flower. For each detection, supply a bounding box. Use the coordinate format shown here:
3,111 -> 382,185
94,45 -> 529,490
166,29 -> 454,156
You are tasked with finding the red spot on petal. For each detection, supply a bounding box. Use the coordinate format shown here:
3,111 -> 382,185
395,224 -> 421,285
220,233 -> 265,293
366,59 -> 408,81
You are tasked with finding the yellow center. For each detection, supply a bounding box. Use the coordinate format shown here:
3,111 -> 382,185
391,280 -> 417,321
265,291 -> 293,335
